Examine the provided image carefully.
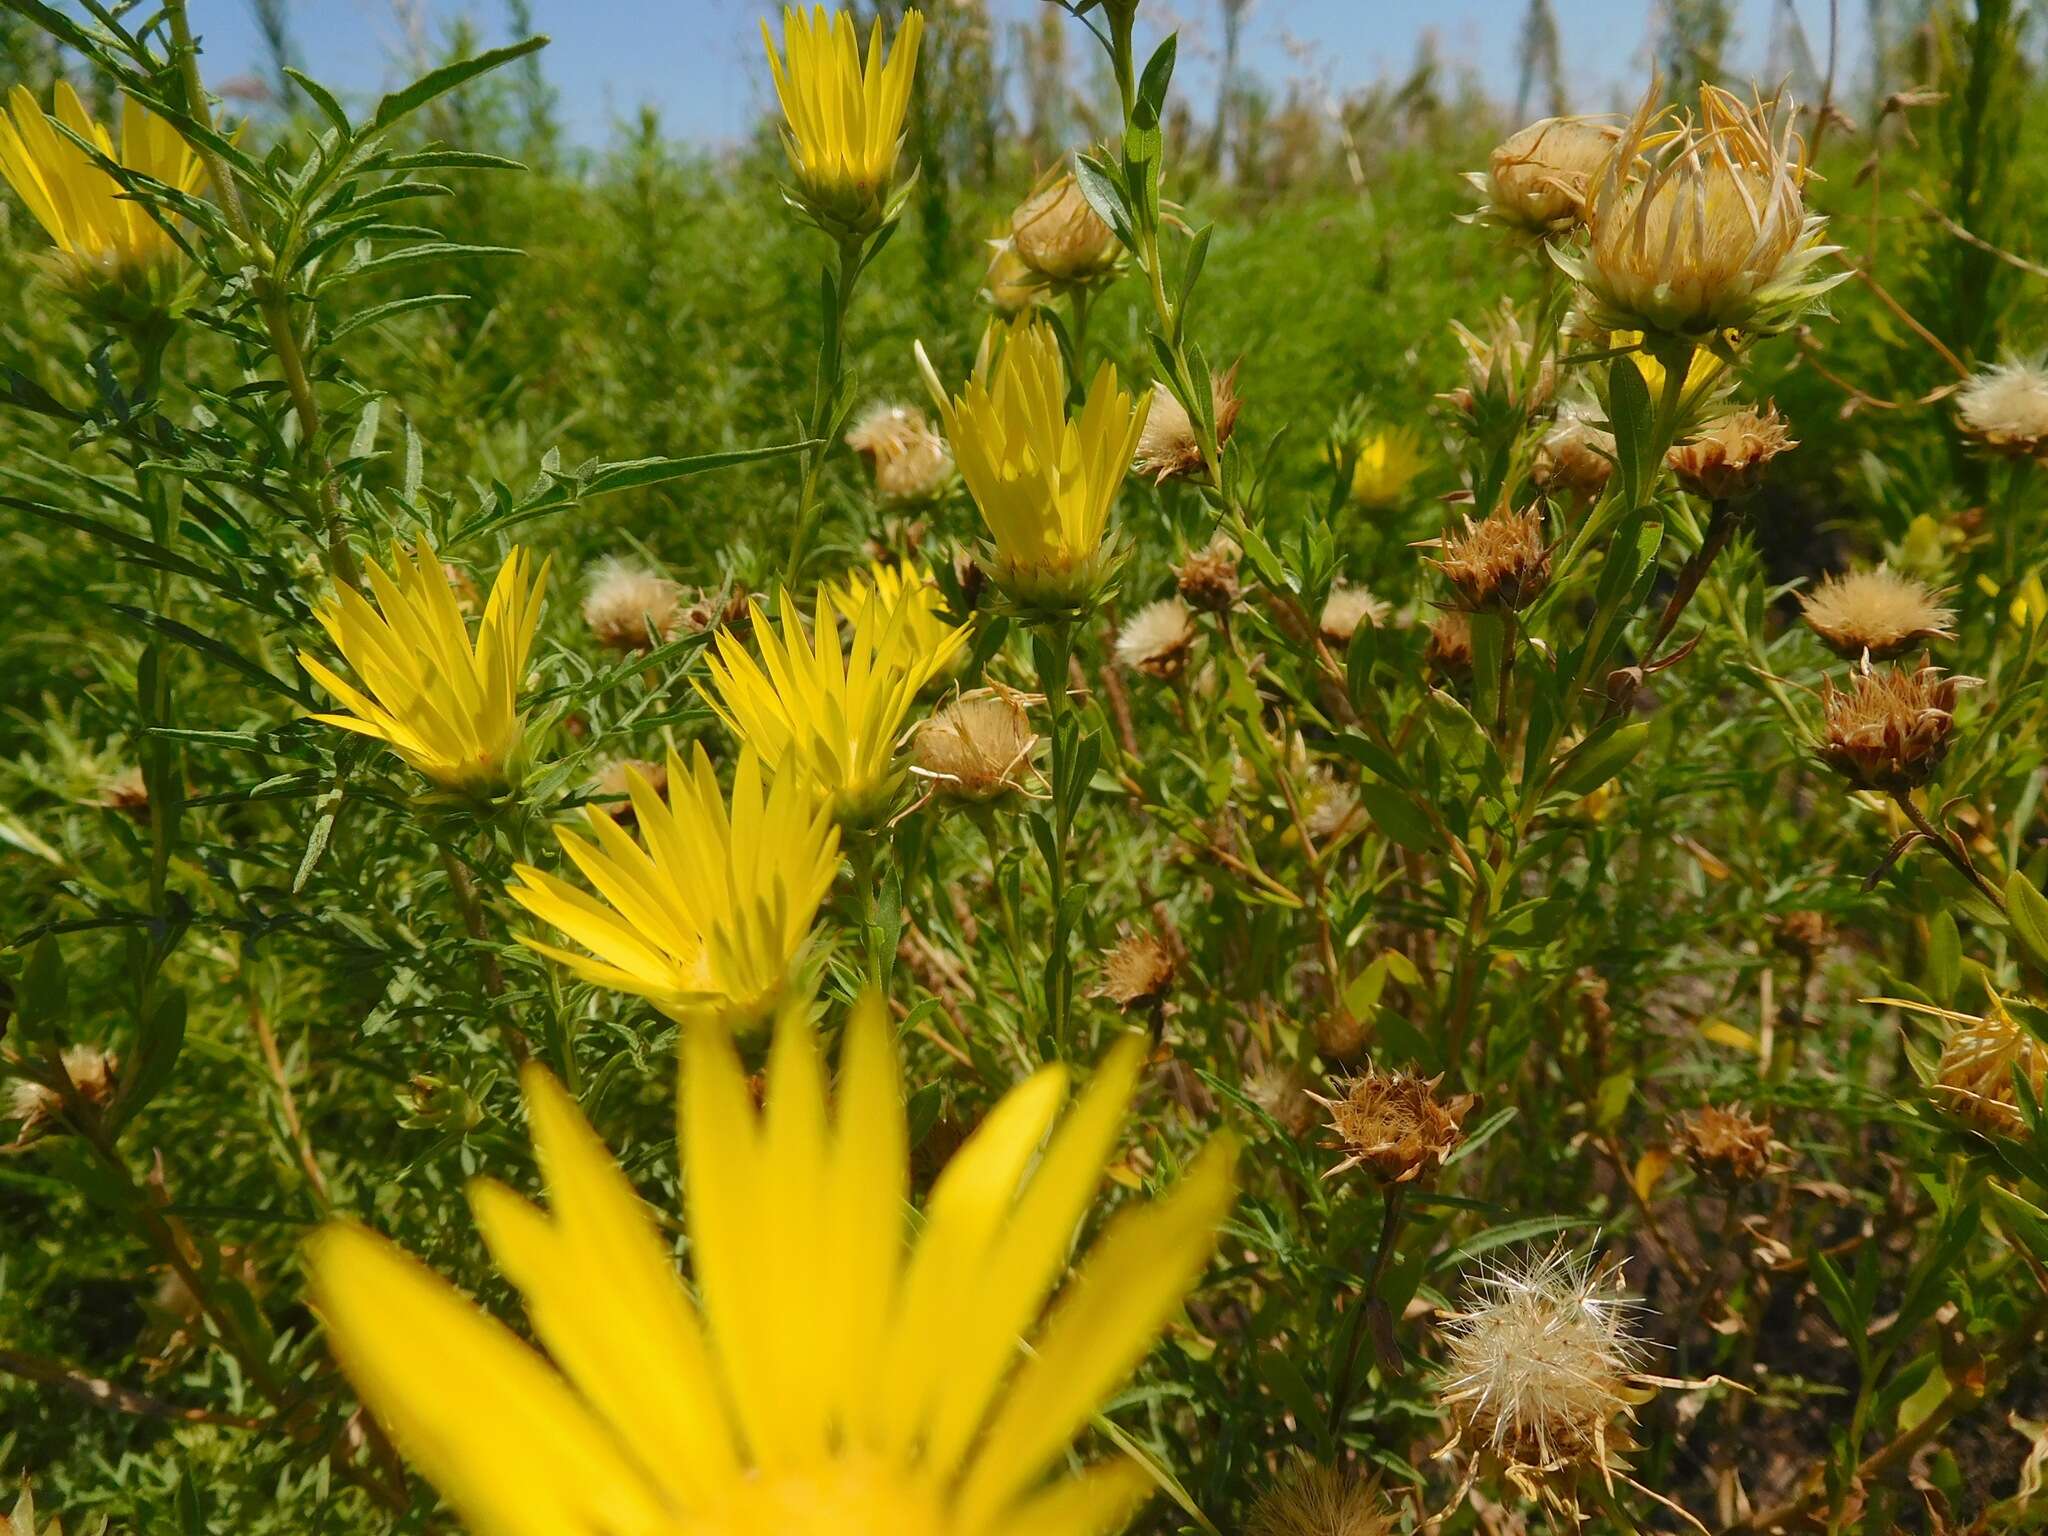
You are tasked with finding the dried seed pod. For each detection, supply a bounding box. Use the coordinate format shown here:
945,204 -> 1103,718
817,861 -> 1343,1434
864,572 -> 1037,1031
1818,655 -> 1972,793
1310,1065 -> 1473,1183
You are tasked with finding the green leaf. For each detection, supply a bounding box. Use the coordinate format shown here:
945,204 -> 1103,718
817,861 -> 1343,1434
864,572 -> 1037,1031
327,292 -> 471,343
2005,870 -> 2048,972
369,37 -> 551,134
17,935 -> 68,1037
1607,352 -> 1653,509
106,988 -> 186,1134
1545,721 -> 1650,801
1355,783 -> 1439,853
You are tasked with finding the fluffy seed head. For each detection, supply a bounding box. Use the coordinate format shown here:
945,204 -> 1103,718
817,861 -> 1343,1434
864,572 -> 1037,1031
1533,396 -> 1616,501
582,557 -> 682,652
1007,169 -> 1120,286
1666,403 -> 1796,499
1174,535 -> 1241,613
7,1044 -> 118,1136
910,691 -> 1038,802
588,756 -> 667,824
1246,1463 -> 1396,1536
1955,360 -> 2048,459
1244,1062 -> 1320,1139
1135,364 -> 1240,483
1474,116 -> 1621,233
1431,504 -> 1551,612
1301,768 -> 1365,846
1097,931 -> 1177,1011
1934,995 -> 2048,1137
1798,567 -> 1954,660
1312,1066 -> 1473,1183
1440,1246 -> 1650,1473
1819,655 -> 1972,792
1115,597 -> 1201,680
1318,584 -> 1390,647
845,402 -> 954,504
1671,1104 -> 1774,1182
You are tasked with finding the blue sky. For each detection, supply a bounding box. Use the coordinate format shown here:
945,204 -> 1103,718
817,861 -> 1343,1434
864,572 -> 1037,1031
189,0 -> 1868,150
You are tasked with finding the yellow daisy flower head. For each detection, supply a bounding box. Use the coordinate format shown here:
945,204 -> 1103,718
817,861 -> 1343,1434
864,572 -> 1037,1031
306,994 -> 1238,1536
762,6 -> 925,238
916,319 -> 1149,616
1344,426 -> 1427,511
0,83 -> 206,323
508,743 -> 838,1031
700,585 -> 967,827
1558,81 -> 1844,344
823,558 -> 968,681
300,540 -> 549,796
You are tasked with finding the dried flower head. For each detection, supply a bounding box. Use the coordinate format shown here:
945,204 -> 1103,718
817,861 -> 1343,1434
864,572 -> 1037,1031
1798,567 -> 1955,660
1774,908 -> 1835,960
1115,597 -> 1201,681
1533,396 -> 1616,501
1563,83 -> 1841,340
1666,402 -> 1796,499
1425,610 -> 1475,676
1933,994 -> 2048,1137
97,764 -> 150,821
1318,584 -> 1390,647
1314,1008 -> 1366,1064
1246,1463 -> 1396,1536
1440,1246 -> 1651,1477
1671,1104 -> 1775,1182
1430,503 -> 1551,612
1955,359 -> 2048,460
7,1044 -> 118,1137
1007,168 -> 1120,287
910,691 -> 1039,802
1470,116 -> 1621,233
677,582 -> 752,637
1448,299 -> 1557,416
1174,535 -> 1241,614
1097,930 -> 1177,1011
1244,1062 -> 1320,1139
1819,655 -> 1972,792
1311,1066 -> 1473,1183
588,756 -> 667,824
844,401 -> 954,504
1134,364 -> 1240,483
582,557 -> 682,652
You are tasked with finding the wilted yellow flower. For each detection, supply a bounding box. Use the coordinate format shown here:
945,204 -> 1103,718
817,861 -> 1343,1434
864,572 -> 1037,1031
0,84 -> 205,318
917,319 -> 1148,614
306,996 -> 1236,1536
824,558 -> 966,681
1344,427 -> 1427,510
1955,360 -> 2048,460
761,6 -> 924,236
1563,83 -> 1841,341
1819,654 -> 1972,793
1666,402 -> 1795,498
1798,567 -> 1954,659
845,402 -> 955,503
701,586 -> 967,825
912,690 -> 1039,803
509,744 -> 838,1030
1469,116 -> 1621,234
300,541 -> 549,795
1007,167 -> 1121,288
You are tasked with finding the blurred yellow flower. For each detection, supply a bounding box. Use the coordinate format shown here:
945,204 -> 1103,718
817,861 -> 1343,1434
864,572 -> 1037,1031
701,586 -> 966,825
508,744 -> 837,1029
300,541 -> 548,794
307,994 -> 1237,1536
762,5 -> 924,236
916,320 -> 1148,613
824,558 -> 965,677
1346,427 -> 1426,510
0,84 -> 205,316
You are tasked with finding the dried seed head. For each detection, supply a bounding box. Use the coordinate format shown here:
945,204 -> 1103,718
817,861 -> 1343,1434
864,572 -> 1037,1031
1008,169 -> 1120,285
1773,908 -> 1835,960
1819,655 -> 1972,792
1475,116 -> 1621,233
676,582 -> 753,638
1449,299 -> 1557,415
1173,535 -> 1241,614
1244,1062 -> 1320,1139
1533,397 -> 1616,501
1666,403 -> 1796,499
1115,597 -> 1201,681
1955,360 -> 2048,460
1135,364 -> 1241,484
1097,930 -> 1177,1011
1246,1463 -> 1397,1536
1318,584 -> 1390,647
911,691 -> 1038,802
951,548 -> 987,613
1313,1009 -> 1367,1064
582,557 -> 682,652
1440,1246 -> 1650,1474
1431,504 -> 1551,612
588,756 -> 667,825
845,401 -> 954,504
97,764 -> 150,821
7,1044 -> 118,1137
1671,1104 -> 1775,1182
1798,567 -> 1954,660
1934,996 -> 2048,1137
1425,611 -> 1475,677
1312,1066 -> 1473,1183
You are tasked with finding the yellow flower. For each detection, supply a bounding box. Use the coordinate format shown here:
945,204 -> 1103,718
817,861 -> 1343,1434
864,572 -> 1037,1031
761,6 -> 924,236
823,559 -> 966,679
701,586 -> 966,826
306,994 -> 1237,1536
0,84 -> 206,319
300,541 -> 548,795
1345,427 -> 1426,510
508,744 -> 838,1029
916,320 -> 1148,614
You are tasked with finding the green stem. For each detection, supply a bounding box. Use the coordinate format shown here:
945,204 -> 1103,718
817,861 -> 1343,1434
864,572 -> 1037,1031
1325,1182 -> 1408,1441
1034,619 -> 1081,1056
783,231 -> 866,590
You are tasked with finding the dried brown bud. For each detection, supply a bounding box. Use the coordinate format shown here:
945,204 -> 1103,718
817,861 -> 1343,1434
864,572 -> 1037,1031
1247,1464 -> 1397,1536
1533,398 -> 1616,501
1431,504 -> 1551,612
1476,117 -> 1622,232
6,1044 -> 118,1138
1244,1062 -> 1320,1139
1311,1065 -> 1474,1183
1671,1104 -> 1775,1182
1008,171 -> 1119,285
1313,1008 -> 1367,1065
845,402 -> 954,504
1425,611 -> 1475,677
1666,403 -> 1795,499
1096,931 -> 1177,1011
1819,655 -> 1972,792
1773,908 -> 1835,960
588,757 -> 667,825
1173,536 -> 1241,614
1798,567 -> 1954,660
